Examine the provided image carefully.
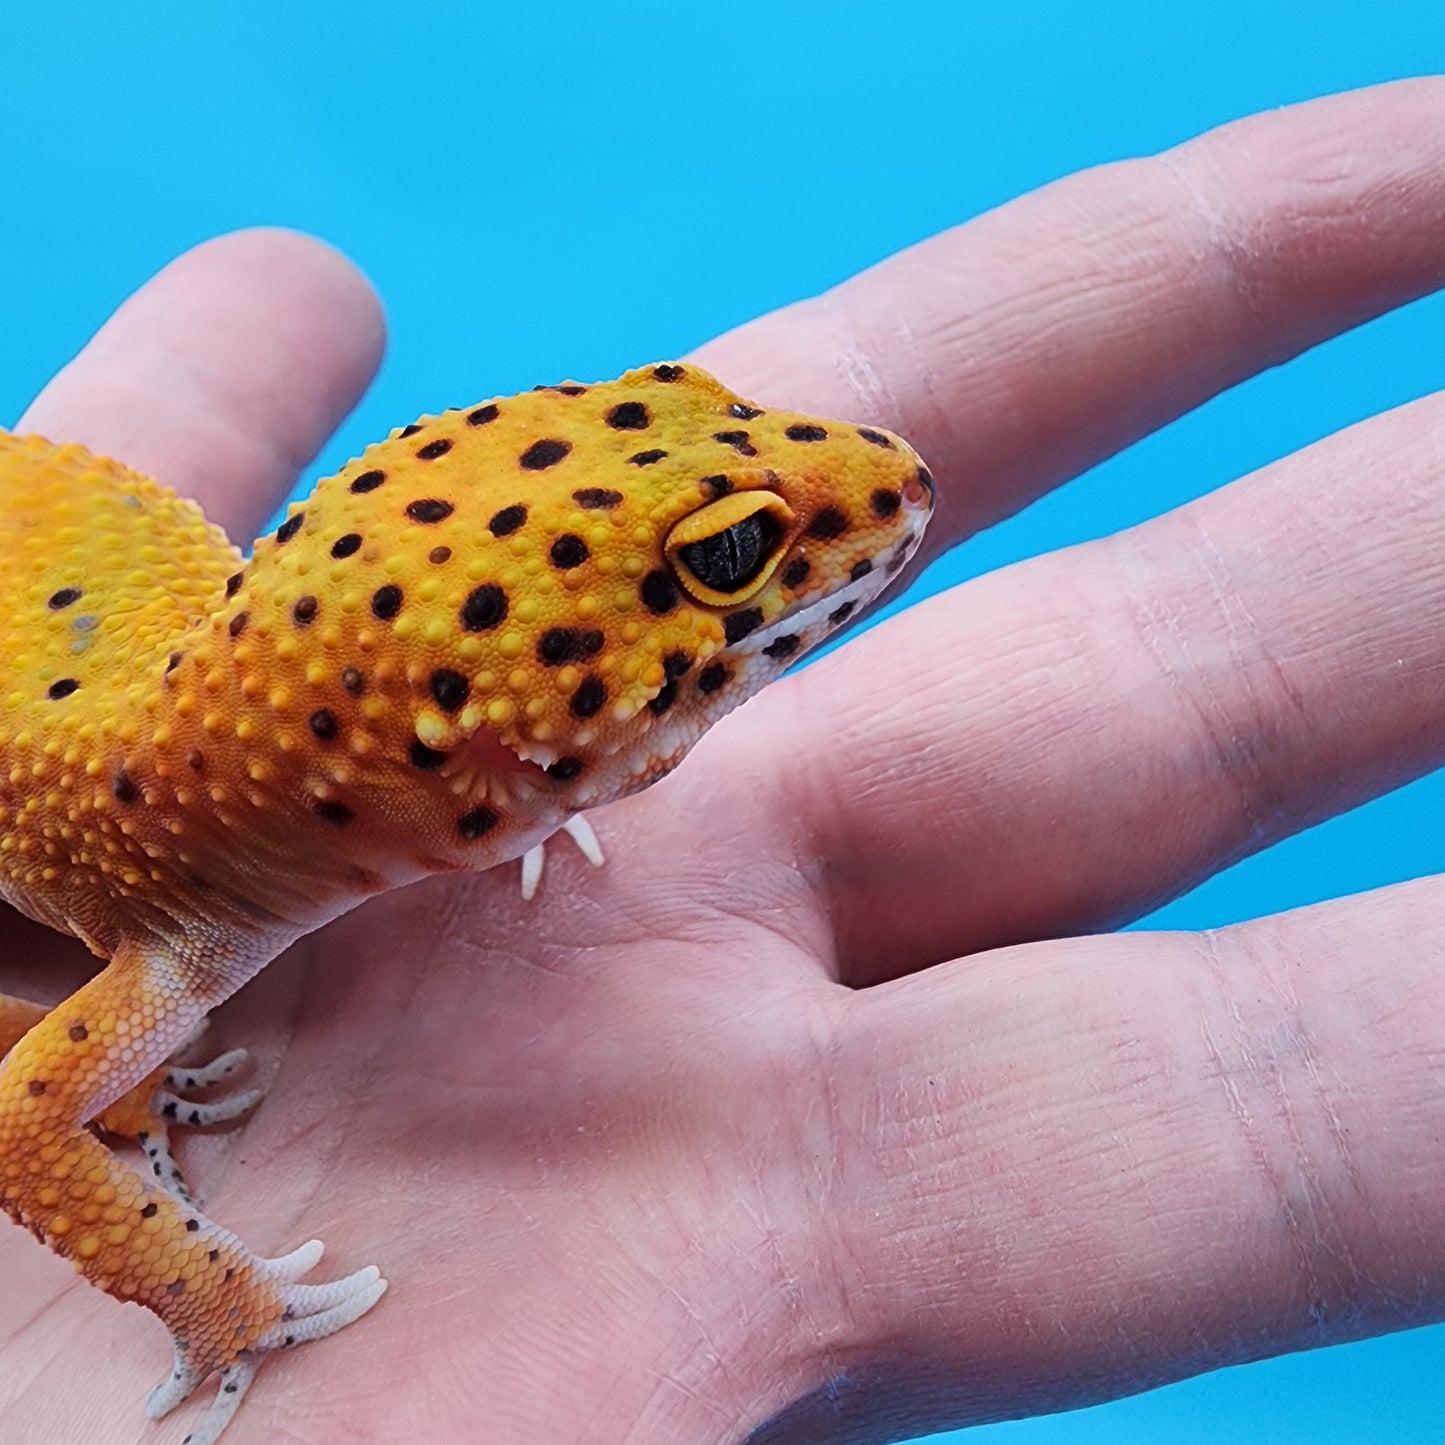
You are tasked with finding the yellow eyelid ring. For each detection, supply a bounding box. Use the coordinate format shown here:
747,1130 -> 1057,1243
663,490 -> 794,605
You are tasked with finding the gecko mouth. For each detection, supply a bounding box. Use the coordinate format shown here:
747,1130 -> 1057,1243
462,725 -> 551,778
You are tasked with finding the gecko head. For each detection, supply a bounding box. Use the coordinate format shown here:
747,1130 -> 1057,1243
216,363 -> 932,860
389,363 -> 936,806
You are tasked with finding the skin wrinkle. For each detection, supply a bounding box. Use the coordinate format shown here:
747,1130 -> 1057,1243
1193,922 -> 1370,1338
1255,923 -> 1380,1261
1108,518 -> 1283,850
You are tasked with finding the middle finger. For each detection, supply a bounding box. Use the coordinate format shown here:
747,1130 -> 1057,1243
764,387 -> 1445,981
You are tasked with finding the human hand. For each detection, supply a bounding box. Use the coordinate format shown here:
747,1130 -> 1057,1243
4,78 -> 1445,1444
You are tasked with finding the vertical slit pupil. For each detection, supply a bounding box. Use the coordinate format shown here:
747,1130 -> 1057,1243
677,511 -> 780,591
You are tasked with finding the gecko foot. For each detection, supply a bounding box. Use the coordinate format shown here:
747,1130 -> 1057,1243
146,1240 -> 387,1445
519,814 -> 606,900
96,1046 -> 262,1205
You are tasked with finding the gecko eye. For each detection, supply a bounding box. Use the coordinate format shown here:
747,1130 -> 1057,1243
665,491 -> 794,604
678,511 -> 781,591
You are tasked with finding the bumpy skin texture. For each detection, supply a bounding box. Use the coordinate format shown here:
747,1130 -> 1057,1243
0,362 -> 931,1442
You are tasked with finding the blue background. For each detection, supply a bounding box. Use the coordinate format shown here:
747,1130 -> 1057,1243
2,3 -> 1443,1441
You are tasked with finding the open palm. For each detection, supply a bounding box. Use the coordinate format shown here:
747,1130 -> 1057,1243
6,80 -> 1445,1445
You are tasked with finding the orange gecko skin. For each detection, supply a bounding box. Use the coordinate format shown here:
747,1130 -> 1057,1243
0,362 -> 933,1443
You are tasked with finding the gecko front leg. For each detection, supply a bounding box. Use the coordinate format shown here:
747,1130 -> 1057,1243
0,938 -> 384,1444
0,992 -> 260,1204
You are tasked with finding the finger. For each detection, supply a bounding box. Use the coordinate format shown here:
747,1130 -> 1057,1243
738,380 -> 1445,980
693,79 -> 1445,581
782,877 -> 1445,1439
17,228 -> 386,544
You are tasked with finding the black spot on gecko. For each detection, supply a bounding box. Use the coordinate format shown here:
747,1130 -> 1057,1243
47,678 -> 80,699
698,663 -> 729,694
537,628 -> 604,665
409,739 -> 447,770
713,430 -> 757,456
406,499 -> 454,524
401,424 -> 423,437
536,383 -> 588,396
806,507 -> 848,540
292,596 -> 318,626
549,534 -> 589,569
573,488 -> 623,509
858,428 -> 895,449
416,438 -> 453,461
828,600 -> 856,625
605,401 -> 650,430
276,512 -> 304,544
458,805 -> 499,839
699,474 -> 732,499
350,469 -> 386,494
870,488 -> 901,519
309,709 -> 339,741
724,608 -> 763,644
331,534 -> 362,559
488,505 -> 527,537
648,681 -> 677,716
570,675 -> 606,718
371,584 -> 403,621
729,403 -> 763,420
640,570 -> 678,615
68,1023 -> 88,1042
460,584 -> 507,632
166,652 -> 182,673
781,557 -> 810,589
340,666 -> 366,695
468,403 -> 500,426
521,439 -> 572,470
629,449 -> 668,466
313,799 -> 354,826
663,650 -> 693,681
786,424 -> 828,442
113,770 -> 139,804
228,611 -> 249,638
653,364 -> 685,382
430,669 -> 469,712
849,558 -> 873,582
546,757 -> 585,781
225,573 -> 244,597
763,634 -> 801,660
429,545 -> 452,564
47,587 -> 82,609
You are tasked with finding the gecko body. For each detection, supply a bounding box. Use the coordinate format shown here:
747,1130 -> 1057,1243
0,362 -> 932,1442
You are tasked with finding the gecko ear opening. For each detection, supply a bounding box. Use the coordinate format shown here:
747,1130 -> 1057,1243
664,491 -> 793,605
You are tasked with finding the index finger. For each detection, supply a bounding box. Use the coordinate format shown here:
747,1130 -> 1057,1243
16,227 -> 386,544
694,79 -> 1445,578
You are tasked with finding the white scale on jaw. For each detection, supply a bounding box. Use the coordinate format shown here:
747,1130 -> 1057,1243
734,528 -> 924,661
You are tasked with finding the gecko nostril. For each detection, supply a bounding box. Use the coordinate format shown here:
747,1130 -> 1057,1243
902,470 -> 932,509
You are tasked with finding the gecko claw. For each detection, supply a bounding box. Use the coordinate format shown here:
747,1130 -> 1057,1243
147,1246 -> 386,1445
519,814 -> 606,900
